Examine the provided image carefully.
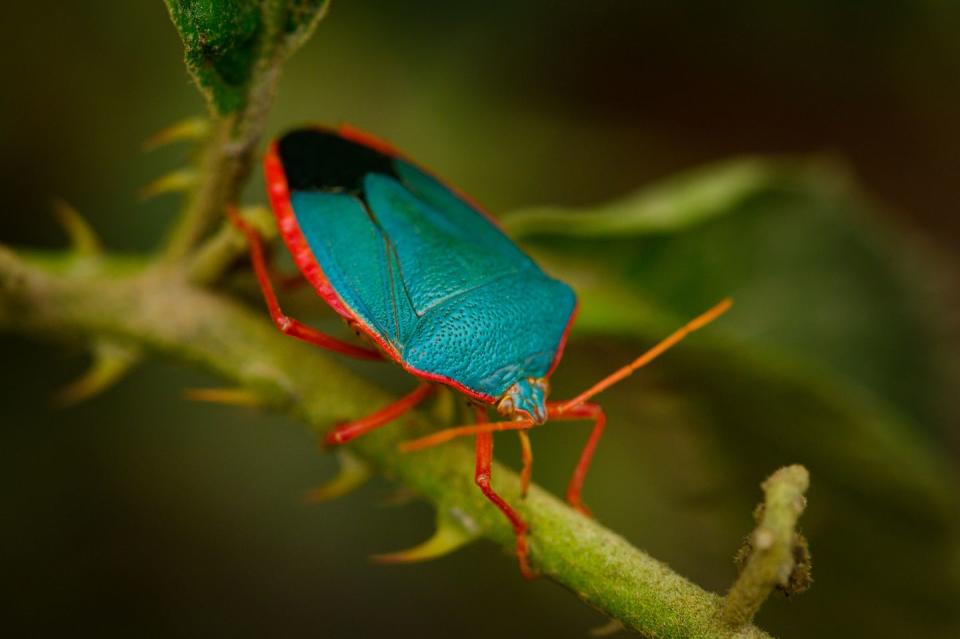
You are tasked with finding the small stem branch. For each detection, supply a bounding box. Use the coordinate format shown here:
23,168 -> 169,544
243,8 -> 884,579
161,44 -> 285,265
162,115 -> 239,262
722,465 -> 811,628
187,206 -> 274,285
0,246 -> 773,639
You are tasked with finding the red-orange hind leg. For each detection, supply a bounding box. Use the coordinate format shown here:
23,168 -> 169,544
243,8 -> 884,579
548,402 -> 606,516
226,205 -> 383,361
473,408 -> 535,579
325,383 -> 434,446
517,430 -> 533,498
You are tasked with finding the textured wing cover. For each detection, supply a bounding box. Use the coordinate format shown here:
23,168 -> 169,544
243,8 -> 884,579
283,131 -> 576,400
402,273 -> 575,398
290,191 -> 419,351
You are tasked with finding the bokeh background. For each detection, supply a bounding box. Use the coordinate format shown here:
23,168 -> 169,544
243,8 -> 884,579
2,1 -> 959,638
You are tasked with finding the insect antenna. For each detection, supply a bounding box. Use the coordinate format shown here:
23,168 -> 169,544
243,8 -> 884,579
553,298 -> 732,414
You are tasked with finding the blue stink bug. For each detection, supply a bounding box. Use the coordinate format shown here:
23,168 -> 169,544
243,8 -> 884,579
229,124 -> 731,578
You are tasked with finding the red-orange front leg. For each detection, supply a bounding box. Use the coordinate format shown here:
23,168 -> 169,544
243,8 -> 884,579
227,205 -> 383,361
473,408 -> 534,579
548,402 -> 606,516
325,383 -> 434,446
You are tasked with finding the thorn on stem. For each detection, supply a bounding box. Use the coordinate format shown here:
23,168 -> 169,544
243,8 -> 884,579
140,169 -> 198,200
589,618 -> 625,637
57,340 -> 138,405
372,510 -> 477,564
143,116 -> 209,151
184,386 -> 263,407
305,451 -> 372,503
51,198 -> 102,256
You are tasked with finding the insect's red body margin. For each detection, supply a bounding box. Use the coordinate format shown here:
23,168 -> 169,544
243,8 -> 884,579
262,125 -> 578,407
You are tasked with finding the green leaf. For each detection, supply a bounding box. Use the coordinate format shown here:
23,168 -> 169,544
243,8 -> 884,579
165,0 -> 262,113
504,158 -> 785,238
165,0 -> 329,114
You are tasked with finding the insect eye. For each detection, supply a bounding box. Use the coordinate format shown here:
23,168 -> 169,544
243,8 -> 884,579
498,397 -> 515,415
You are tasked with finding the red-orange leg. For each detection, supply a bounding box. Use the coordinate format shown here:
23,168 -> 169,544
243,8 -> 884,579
226,205 -> 383,361
473,407 -> 535,579
548,402 -> 606,516
517,430 -> 533,498
325,383 -> 434,446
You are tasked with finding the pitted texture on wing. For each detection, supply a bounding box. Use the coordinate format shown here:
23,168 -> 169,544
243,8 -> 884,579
402,274 -> 576,399
392,161 -> 532,266
364,170 -> 533,317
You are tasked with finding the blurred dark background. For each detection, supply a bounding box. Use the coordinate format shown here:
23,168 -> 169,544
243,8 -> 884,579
2,2 -> 959,638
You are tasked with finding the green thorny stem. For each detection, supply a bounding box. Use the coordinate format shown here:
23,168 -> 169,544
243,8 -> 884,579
0,3 -> 810,635
0,245 -> 811,638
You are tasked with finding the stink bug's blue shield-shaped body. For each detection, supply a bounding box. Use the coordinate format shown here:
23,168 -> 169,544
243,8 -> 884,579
265,127 -> 577,410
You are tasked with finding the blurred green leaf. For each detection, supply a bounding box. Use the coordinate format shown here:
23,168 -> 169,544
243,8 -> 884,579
505,158 -> 960,631
504,158 -> 783,238
164,0 -> 329,114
